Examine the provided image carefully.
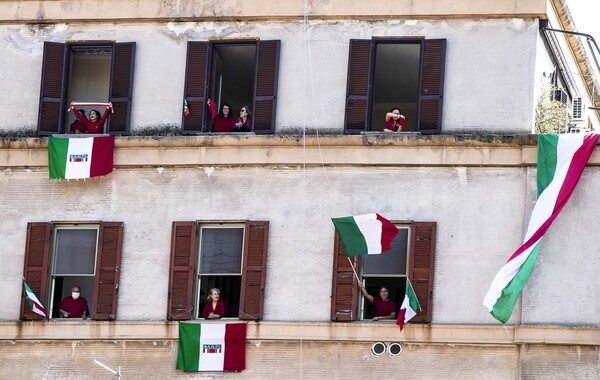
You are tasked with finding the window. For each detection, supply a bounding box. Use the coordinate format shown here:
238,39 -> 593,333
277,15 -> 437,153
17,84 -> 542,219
360,226 -> 409,319
20,222 -> 124,320
181,40 -> 280,134
37,41 -> 136,136
344,38 -> 446,134
331,221 -> 436,323
167,221 -> 269,320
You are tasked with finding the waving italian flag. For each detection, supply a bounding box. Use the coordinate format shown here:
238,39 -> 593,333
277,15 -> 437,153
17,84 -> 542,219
48,136 -> 115,180
397,279 -> 421,330
331,213 -> 399,256
484,133 -> 599,323
23,281 -> 47,318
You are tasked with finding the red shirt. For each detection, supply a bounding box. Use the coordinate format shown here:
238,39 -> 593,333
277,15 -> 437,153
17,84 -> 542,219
70,121 -> 87,134
385,117 -> 406,132
373,297 -> 396,317
207,99 -> 236,132
73,108 -> 110,134
59,296 -> 89,318
202,300 -> 226,319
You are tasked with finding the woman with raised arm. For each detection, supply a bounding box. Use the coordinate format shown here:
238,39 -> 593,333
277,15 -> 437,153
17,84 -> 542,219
207,99 -> 236,132
384,107 -> 406,132
71,103 -> 112,134
358,282 -> 397,321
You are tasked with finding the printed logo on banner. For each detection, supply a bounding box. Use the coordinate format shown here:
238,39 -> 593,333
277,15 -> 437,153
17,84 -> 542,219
202,344 -> 222,354
69,154 -> 89,162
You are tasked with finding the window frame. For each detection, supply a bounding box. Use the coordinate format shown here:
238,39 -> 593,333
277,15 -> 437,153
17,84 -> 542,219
343,38 -> 446,134
181,39 -> 280,134
167,220 -> 269,321
20,221 -> 124,321
37,40 -> 136,136
330,221 -> 436,323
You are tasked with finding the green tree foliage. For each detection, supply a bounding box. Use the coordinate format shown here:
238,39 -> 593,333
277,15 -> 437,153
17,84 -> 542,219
535,80 -> 570,134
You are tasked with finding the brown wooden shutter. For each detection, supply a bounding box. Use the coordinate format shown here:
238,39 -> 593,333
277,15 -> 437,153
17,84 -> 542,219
408,221 -> 436,323
108,42 -> 136,135
330,233 -> 359,321
20,223 -> 52,320
239,221 -> 269,320
167,222 -> 197,320
91,222 -> 123,320
252,40 -> 280,134
37,42 -> 68,135
182,42 -> 210,134
344,39 -> 373,133
417,39 -> 446,134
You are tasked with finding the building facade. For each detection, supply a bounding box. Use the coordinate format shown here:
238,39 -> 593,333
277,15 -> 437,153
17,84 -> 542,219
1,0 -> 600,378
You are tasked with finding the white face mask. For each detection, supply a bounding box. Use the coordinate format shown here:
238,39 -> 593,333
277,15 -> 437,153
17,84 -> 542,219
72,292 -> 80,300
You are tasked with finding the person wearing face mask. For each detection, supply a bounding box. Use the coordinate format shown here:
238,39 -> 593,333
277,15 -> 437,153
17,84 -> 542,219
59,286 -> 89,319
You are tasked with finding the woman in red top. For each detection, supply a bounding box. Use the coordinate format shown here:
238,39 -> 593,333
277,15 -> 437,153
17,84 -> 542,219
384,107 -> 406,132
202,288 -> 226,319
358,283 -> 397,321
232,105 -> 252,132
207,99 -> 236,132
72,104 -> 111,134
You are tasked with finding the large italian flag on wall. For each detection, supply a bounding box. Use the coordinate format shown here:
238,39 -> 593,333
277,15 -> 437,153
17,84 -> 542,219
483,133 -> 599,323
176,323 -> 246,372
48,136 -> 115,180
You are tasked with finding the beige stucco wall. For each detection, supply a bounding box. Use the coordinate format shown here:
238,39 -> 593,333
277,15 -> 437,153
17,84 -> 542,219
0,18 -> 539,134
0,0 -> 547,23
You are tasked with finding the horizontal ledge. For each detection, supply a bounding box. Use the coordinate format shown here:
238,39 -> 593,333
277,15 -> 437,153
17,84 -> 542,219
1,321 -> 599,346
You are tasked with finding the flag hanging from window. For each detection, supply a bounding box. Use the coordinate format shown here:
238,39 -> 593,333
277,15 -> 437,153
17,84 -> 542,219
331,213 -> 399,256
176,323 -> 246,372
23,281 -> 47,318
48,136 -> 115,180
483,133 -> 599,323
396,279 -> 420,331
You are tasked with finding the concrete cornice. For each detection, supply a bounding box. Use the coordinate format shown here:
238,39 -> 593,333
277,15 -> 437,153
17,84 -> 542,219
0,134 -> 544,168
1,321 -> 599,346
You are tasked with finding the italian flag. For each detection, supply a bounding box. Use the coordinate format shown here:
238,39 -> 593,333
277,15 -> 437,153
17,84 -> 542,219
396,279 -> 420,331
48,136 -> 115,180
23,281 -> 47,318
331,213 -> 399,256
176,323 -> 246,372
483,133 -> 599,323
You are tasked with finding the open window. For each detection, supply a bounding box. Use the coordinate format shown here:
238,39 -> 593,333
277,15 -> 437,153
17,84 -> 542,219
182,39 -> 280,134
344,38 -> 446,134
331,221 -> 436,323
20,222 -> 123,320
37,41 -> 136,136
167,221 -> 269,320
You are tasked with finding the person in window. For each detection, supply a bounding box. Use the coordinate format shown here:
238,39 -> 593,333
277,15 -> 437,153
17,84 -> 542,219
207,99 -> 236,132
69,109 -> 87,134
384,107 -> 406,132
232,106 -> 252,132
358,283 -> 396,321
71,103 -> 112,134
202,288 -> 225,319
58,286 -> 89,319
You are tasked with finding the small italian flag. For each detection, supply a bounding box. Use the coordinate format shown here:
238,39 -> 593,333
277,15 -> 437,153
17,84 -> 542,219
396,279 -> 420,331
23,281 -> 47,318
331,213 -> 399,256
483,133 -> 599,323
176,323 -> 246,372
48,136 -> 115,180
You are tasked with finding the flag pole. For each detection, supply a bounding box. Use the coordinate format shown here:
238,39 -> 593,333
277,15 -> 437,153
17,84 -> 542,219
347,257 -> 361,283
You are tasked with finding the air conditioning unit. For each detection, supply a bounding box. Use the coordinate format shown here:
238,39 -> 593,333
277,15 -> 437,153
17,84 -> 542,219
572,96 -> 584,120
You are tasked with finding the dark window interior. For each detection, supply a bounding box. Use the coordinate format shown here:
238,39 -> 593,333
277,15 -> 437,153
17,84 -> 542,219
209,44 -> 256,127
371,42 -> 421,131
